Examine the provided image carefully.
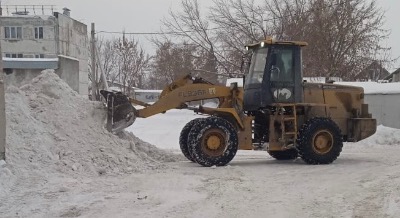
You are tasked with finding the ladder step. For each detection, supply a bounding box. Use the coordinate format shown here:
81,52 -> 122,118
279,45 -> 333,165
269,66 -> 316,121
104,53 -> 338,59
284,117 -> 296,120
285,132 -> 297,135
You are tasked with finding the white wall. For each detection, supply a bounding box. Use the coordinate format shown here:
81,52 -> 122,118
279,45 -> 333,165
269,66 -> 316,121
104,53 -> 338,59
56,13 -> 89,96
365,94 -> 400,129
134,90 -> 161,103
1,16 -> 58,58
56,56 -> 80,93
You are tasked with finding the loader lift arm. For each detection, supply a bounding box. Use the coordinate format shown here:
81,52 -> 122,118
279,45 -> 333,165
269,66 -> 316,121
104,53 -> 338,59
100,75 -> 244,133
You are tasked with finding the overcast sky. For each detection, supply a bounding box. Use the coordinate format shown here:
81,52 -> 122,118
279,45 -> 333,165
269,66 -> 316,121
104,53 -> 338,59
3,0 -> 400,71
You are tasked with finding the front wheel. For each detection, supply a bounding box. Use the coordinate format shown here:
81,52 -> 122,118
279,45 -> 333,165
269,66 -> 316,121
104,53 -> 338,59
296,117 -> 343,164
179,118 -> 205,162
188,117 -> 238,167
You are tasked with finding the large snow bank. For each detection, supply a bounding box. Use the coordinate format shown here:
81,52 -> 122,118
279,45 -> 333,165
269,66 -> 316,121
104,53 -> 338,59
337,82 -> 400,94
1,70 -> 179,195
355,125 -> 400,147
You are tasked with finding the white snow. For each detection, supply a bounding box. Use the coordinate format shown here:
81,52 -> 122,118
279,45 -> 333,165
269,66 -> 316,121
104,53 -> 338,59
1,15 -> 53,20
58,55 -> 80,61
226,78 -> 243,87
1,70 -> 400,217
337,81 -> 400,94
135,89 -> 162,93
0,70 -> 181,217
3,57 -> 58,62
304,77 -> 343,83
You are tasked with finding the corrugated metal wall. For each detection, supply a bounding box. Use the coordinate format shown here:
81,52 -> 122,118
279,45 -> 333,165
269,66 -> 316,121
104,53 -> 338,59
365,94 -> 400,129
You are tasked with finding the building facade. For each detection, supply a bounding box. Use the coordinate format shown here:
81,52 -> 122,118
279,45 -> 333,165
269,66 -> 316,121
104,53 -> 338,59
0,8 -> 89,95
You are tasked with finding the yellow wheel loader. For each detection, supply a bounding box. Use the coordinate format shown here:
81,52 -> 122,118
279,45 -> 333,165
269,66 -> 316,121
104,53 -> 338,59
101,38 -> 376,167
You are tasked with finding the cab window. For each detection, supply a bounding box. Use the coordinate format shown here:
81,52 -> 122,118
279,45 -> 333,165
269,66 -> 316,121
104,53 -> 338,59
270,48 -> 294,82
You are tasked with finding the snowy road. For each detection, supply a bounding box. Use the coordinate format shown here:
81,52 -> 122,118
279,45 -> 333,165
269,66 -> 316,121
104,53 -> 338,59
4,146 -> 400,218
125,109 -> 400,218
2,86 -> 400,218
99,149 -> 400,218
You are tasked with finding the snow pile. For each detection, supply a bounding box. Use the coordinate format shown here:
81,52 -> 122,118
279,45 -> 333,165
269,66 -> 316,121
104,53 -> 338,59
355,125 -> 400,147
2,70 -> 179,182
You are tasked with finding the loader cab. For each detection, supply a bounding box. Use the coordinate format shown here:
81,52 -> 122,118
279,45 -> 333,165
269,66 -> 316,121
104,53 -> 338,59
243,40 -> 307,111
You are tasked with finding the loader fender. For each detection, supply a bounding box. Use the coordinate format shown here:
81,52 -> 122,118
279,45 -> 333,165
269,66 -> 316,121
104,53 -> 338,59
197,107 -> 244,129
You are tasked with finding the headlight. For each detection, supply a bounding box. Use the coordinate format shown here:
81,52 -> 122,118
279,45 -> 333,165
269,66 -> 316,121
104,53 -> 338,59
260,42 -> 265,47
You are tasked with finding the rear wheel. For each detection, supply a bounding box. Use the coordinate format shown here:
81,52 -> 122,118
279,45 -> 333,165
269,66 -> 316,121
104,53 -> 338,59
188,117 -> 238,167
296,117 -> 343,164
179,118 -> 205,162
268,149 -> 298,160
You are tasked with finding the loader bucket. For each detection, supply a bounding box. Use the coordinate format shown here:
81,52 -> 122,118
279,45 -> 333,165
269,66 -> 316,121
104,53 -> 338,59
100,90 -> 137,133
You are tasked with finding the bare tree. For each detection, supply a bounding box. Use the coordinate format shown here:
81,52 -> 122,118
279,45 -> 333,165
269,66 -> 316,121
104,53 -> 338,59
209,0 -> 272,76
162,0 -> 223,83
161,0 -> 392,81
150,40 -> 196,89
96,37 -> 118,85
263,0 -> 391,80
114,34 -> 150,95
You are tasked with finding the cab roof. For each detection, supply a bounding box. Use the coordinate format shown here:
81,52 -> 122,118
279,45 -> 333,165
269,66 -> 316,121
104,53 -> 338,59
246,37 -> 308,49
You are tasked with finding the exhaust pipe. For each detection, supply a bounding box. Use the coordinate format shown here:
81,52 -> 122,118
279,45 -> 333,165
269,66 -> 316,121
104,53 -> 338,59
100,90 -> 137,133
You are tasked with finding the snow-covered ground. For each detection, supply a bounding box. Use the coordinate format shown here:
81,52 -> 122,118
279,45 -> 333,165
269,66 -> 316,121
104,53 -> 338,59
128,111 -> 400,218
2,71 -> 400,217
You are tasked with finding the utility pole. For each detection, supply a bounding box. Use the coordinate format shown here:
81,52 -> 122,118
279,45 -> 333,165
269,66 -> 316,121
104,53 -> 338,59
0,20 -> 6,160
95,47 -> 109,91
0,69 -> 4,161
90,23 -> 98,100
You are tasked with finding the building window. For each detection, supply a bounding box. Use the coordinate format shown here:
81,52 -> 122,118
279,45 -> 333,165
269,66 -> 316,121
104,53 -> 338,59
4,27 -> 22,39
34,27 -> 43,39
5,53 -> 23,58
35,54 -> 45,58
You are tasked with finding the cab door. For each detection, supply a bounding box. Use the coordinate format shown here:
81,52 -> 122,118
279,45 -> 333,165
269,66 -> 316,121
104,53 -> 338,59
265,45 -> 302,103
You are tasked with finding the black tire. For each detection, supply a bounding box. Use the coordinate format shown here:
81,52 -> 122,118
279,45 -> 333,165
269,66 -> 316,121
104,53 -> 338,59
268,149 -> 298,160
179,118 -> 205,162
296,117 -> 343,164
188,117 -> 238,167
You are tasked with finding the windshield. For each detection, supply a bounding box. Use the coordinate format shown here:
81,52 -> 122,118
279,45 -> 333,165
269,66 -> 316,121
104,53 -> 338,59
244,48 -> 268,88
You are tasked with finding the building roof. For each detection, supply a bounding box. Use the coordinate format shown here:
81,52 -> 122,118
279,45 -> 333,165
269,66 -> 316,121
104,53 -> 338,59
354,60 -> 390,80
3,58 -> 58,69
384,68 -> 400,81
